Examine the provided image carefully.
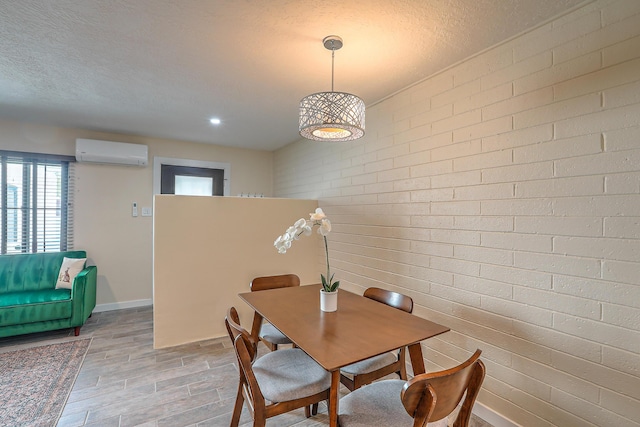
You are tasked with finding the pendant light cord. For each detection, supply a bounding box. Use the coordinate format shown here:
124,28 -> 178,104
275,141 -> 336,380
331,48 -> 335,92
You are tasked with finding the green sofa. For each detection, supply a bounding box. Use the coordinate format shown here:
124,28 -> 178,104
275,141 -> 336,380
0,250 -> 97,338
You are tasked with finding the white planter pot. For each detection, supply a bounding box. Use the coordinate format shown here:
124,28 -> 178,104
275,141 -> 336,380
320,289 -> 338,312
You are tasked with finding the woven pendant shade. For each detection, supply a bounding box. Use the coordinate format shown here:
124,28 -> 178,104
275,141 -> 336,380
299,35 -> 365,142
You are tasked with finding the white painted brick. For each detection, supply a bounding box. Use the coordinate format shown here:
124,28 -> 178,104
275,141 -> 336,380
376,143 -> 410,162
350,173 -> 377,186
432,140 -> 481,162
552,350 -> 640,406
514,251 -> 601,279
454,215 -> 513,232
393,176 -> 431,192
453,46 -> 513,86
602,0 -> 640,25
482,295 -> 552,327
410,132 -> 453,153
514,93 -> 601,129
431,283 -> 481,308
454,82 -> 513,115
453,116 -> 513,144
514,133 -> 602,164
339,185 -> 365,197
513,286 -> 600,319
411,215 -> 453,229
411,240 -> 453,258
602,302 -> 640,331
516,216 -> 603,237
603,259 -> 640,286
410,72 -> 454,103
432,228 -> 480,246
555,58 -> 640,102
557,103 -> 640,139
513,9 -> 601,62
604,125 -> 640,151
377,166 -> 410,183
411,103 -> 453,128
516,176 -> 604,199
432,109 -> 481,135
454,274 -> 511,299
603,33 -> 640,67
454,149 -> 513,173
551,387 -> 638,427
482,162 -> 554,184
481,198 -> 554,216
393,149 -> 430,168
516,322 -> 603,364
410,159 -> 452,178
485,86 -> 554,119
363,181 -> 393,194
511,353 -> 600,404
553,194 -> 640,217
555,235 -> 640,262
431,200 -> 480,215
482,359 -> 551,401
454,182 -> 514,201
554,312 -> 640,353
377,191 -> 410,204
340,164 -> 365,178
481,51 -> 553,91
430,256 -> 480,277
554,274 -> 640,309
393,98 -> 431,122
600,389 -> 640,425
431,170 -> 481,189
393,122 -> 432,145
604,216 -> 640,238
364,158 -> 393,174
481,263 -> 552,289
351,151 -> 377,167
600,172 -> 640,195
410,188 -> 454,202
602,346 -> 640,377
482,123 -> 553,152
431,79 -> 482,109
454,245 -> 513,266
557,150 -> 640,178
481,231 -> 552,253
603,79 -> 640,109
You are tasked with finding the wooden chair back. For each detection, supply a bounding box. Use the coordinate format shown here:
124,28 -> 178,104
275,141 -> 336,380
250,274 -> 300,291
401,349 -> 485,427
225,306 -> 258,362
364,287 -> 414,313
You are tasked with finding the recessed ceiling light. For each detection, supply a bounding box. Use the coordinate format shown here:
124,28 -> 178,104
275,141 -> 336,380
209,117 -> 221,125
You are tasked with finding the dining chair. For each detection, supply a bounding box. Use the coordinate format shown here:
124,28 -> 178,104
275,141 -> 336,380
250,274 -> 300,351
338,349 -> 485,427
340,287 -> 414,391
225,307 -> 331,427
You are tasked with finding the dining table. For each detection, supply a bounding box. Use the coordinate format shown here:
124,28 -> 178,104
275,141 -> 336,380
238,284 -> 450,427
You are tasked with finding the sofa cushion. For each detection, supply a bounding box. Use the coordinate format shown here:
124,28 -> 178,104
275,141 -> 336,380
0,289 -> 72,307
0,292 -> 72,327
0,251 -> 87,293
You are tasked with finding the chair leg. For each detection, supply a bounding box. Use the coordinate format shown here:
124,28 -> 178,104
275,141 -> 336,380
74,326 -> 81,336
305,405 -> 311,418
312,403 -> 319,415
230,382 -> 245,427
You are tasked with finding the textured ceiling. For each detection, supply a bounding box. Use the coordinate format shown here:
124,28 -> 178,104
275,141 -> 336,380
0,0 -> 588,151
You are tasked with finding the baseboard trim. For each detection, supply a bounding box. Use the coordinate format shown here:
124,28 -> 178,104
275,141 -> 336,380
474,402 -> 521,427
94,299 -> 153,313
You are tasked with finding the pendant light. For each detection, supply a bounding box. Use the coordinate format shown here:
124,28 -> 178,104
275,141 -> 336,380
299,35 -> 365,142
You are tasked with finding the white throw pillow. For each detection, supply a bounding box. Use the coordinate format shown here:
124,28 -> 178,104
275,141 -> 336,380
55,257 -> 87,289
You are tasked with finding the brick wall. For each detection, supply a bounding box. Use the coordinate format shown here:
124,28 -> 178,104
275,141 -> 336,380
274,1 -> 640,425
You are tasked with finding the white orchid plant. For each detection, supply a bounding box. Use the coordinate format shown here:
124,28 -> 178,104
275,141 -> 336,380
274,208 -> 340,292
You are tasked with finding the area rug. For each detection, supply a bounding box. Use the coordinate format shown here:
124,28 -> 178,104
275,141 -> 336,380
0,338 -> 91,427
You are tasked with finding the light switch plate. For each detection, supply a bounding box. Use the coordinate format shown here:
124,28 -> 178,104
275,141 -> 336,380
141,207 -> 152,217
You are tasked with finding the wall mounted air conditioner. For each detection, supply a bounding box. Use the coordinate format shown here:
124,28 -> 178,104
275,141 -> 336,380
75,138 -> 148,166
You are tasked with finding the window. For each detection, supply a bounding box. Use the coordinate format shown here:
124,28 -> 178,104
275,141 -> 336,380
0,150 -> 75,254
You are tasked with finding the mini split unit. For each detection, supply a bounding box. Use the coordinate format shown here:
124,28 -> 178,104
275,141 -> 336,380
75,138 -> 148,166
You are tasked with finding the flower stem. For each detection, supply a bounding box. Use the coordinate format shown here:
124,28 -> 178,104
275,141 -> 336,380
323,235 -> 330,291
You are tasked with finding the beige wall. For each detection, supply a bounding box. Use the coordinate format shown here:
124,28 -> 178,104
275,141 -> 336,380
0,119 -> 274,308
153,196 -> 320,348
274,1 -> 640,426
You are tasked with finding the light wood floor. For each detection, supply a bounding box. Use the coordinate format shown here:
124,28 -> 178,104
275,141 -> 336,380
0,306 -> 493,427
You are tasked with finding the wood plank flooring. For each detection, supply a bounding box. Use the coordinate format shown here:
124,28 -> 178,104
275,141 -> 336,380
0,306 -> 494,427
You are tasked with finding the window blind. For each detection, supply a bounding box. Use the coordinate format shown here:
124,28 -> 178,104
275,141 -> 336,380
0,150 -> 75,254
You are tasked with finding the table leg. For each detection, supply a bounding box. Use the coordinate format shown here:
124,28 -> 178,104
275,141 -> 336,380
329,369 -> 340,427
408,342 -> 426,375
